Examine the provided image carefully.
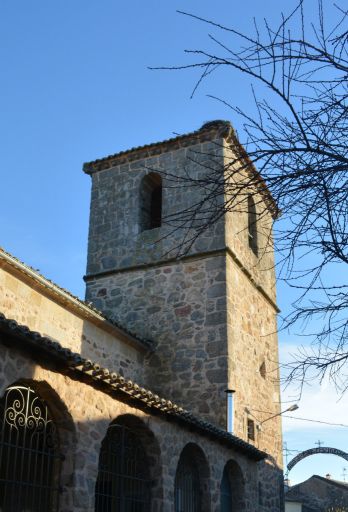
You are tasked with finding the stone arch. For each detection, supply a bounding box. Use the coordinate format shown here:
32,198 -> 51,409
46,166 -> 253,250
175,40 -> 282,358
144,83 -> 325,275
21,379 -> 77,485
174,442 -> 211,512
0,378 -> 77,511
95,413 -> 163,511
220,459 -> 245,511
139,172 -> 162,231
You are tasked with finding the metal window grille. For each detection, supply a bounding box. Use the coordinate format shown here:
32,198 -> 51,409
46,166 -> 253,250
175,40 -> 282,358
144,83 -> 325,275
0,385 -> 60,512
95,423 -> 151,512
220,466 -> 232,511
174,452 -> 201,512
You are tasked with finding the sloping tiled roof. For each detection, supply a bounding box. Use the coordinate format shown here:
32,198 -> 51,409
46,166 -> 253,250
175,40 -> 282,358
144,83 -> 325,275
0,246 -> 153,351
83,121 -> 232,174
83,120 -> 279,219
0,311 -> 267,462
313,475 -> 348,490
286,474 -> 348,501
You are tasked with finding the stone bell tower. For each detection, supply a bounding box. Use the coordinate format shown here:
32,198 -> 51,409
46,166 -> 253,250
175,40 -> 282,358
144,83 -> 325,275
83,121 -> 282,465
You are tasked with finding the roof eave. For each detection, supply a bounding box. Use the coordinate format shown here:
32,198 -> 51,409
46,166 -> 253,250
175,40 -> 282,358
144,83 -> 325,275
0,312 -> 266,462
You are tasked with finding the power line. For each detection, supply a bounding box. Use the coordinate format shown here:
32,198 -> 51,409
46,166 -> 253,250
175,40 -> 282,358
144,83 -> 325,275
249,407 -> 348,428
283,414 -> 348,428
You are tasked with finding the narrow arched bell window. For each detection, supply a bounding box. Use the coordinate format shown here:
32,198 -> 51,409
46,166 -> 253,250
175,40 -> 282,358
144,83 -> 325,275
140,172 -> 162,231
248,195 -> 258,256
0,384 -> 60,511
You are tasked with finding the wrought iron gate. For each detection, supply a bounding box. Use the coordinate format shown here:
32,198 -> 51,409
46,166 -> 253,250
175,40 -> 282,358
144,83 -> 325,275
0,385 -> 60,511
95,423 -> 151,511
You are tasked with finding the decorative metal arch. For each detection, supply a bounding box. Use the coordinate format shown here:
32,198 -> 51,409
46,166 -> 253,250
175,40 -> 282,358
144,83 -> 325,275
0,385 -> 60,511
287,447 -> 348,472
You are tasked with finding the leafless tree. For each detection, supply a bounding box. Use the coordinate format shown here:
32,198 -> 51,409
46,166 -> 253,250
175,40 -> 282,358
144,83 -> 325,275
153,0 -> 348,393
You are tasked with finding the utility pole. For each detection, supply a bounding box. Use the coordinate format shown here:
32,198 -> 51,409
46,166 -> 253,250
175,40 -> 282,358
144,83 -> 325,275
283,442 -> 291,479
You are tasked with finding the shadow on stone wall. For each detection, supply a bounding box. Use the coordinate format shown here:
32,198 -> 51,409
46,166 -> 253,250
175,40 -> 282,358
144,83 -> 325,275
0,319 -> 284,512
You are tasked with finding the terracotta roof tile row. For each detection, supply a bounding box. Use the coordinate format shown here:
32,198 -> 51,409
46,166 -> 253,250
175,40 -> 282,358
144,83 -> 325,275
82,120 -> 278,219
83,121 -> 232,174
0,312 -> 266,461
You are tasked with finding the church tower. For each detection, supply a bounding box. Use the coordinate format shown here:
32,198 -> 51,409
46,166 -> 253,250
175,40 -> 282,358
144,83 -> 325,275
83,121 -> 282,466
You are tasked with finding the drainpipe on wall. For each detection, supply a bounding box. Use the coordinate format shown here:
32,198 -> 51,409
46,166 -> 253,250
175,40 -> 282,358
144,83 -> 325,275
225,389 -> 235,434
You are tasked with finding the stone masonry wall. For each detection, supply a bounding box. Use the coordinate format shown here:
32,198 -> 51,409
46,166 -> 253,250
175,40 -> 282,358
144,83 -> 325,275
86,254 -> 229,427
223,141 -> 277,304
86,138 -> 226,275
85,132 -> 282,449
226,252 -> 282,460
0,342 -> 283,512
222,143 -> 282,467
84,129 -> 283,503
0,263 -> 145,384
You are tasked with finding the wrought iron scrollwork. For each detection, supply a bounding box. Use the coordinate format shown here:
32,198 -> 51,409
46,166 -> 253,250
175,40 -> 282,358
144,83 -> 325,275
0,385 -> 60,511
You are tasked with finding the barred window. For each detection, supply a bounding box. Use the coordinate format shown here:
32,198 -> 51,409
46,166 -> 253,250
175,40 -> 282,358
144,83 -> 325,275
95,423 -> 150,511
220,460 -> 245,511
0,384 -> 60,512
220,465 -> 232,511
140,172 -> 162,231
175,450 -> 200,512
175,443 -> 210,512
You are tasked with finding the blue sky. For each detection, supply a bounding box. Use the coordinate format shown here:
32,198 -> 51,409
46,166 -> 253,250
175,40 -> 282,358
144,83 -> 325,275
1,0 -> 347,485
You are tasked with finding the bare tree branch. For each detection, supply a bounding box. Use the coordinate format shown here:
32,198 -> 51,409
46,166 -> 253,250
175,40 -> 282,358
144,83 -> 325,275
151,0 -> 348,392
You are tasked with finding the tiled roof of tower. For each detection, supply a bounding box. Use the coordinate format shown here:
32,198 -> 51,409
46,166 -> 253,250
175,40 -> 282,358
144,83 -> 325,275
0,246 -> 153,351
83,120 -> 232,174
0,311 -> 267,462
83,120 -> 279,219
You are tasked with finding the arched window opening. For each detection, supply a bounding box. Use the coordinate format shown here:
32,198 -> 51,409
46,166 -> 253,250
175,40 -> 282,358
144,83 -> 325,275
220,466 -> 232,511
248,195 -> 258,256
0,384 -> 60,512
175,452 -> 200,512
95,422 -> 151,511
174,443 -> 210,512
140,172 -> 162,231
220,460 -> 245,512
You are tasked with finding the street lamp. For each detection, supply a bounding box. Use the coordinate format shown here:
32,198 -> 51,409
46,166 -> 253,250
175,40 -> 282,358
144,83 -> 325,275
257,404 -> 299,430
